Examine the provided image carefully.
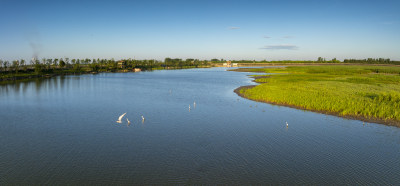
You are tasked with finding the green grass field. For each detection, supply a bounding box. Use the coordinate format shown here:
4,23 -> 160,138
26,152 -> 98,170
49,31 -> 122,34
237,65 -> 400,125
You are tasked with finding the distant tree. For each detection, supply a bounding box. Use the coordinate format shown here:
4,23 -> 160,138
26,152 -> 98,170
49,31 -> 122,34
89,63 -> 99,72
12,60 -> 20,73
59,59 -> 66,68
148,59 -> 155,69
343,58 -> 399,65
164,58 -> 172,68
84,58 -> 91,64
0,60 -> 3,72
20,59 -> 27,72
193,59 -> 200,67
73,59 -> 81,72
3,61 -> 9,71
53,58 -> 59,69
73,63 -> 81,72
107,59 -> 117,71
46,59 -> 52,70
65,58 -> 70,65
34,59 -> 43,74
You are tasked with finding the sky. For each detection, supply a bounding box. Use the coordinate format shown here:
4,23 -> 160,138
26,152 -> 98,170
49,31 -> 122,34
0,0 -> 399,61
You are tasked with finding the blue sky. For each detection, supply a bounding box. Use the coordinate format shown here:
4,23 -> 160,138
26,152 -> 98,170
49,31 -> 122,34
0,0 -> 399,61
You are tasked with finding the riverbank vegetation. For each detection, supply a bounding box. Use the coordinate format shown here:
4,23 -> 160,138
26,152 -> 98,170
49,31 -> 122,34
1,57 -> 399,83
212,57 -> 400,65
0,58 -> 211,82
234,65 -> 400,126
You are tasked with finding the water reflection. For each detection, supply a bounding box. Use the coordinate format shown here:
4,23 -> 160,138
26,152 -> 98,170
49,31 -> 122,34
0,75 -> 80,98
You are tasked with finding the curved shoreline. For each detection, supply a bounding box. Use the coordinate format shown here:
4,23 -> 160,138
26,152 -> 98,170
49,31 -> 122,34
234,75 -> 400,128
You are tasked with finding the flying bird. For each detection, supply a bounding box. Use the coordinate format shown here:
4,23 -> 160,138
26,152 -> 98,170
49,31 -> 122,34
142,115 -> 145,122
286,121 -> 288,127
117,113 -> 126,123
127,118 -> 131,124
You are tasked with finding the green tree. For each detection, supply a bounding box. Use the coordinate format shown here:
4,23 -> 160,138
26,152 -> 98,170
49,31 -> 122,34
34,59 -> 43,74
84,58 -> 91,64
165,58 -> 172,68
46,59 -> 52,70
53,58 -> 59,69
59,59 -> 66,68
73,63 -> 81,72
89,63 -> 99,72
12,60 -> 20,73
65,58 -> 70,65
3,61 -> 9,72
73,60 -> 81,72
20,59 -> 27,72
0,60 -> 3,72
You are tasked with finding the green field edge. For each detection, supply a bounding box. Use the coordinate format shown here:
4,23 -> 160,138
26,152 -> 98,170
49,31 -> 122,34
232,67 -> 400,127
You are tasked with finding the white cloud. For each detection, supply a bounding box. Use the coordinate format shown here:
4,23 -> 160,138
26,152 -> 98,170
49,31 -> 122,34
282,36 -> 294,39
260,44 -> 299,50
229,27 -> 240,30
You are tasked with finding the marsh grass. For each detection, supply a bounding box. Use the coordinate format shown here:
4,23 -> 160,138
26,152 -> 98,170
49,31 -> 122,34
239,65 -> 400,124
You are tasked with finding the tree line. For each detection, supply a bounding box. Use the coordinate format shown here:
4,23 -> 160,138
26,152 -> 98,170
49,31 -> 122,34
209,57 -> 400,64
0,57 -> 212,75
1,56 -> 399,80
343,58 -> 400,65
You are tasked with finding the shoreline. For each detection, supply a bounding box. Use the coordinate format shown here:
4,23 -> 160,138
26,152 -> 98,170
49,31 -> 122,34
234,75 -> 400,128
0,71 -> 97,85
0,66 -> 210,85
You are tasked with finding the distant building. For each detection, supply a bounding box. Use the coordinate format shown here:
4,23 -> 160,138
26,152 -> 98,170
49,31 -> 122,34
232,63 -> 238,67
223,61 -> 232,67
134,68 -> 141,72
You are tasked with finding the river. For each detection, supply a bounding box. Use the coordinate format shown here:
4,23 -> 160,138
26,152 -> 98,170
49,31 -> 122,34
1,67 -> 399,184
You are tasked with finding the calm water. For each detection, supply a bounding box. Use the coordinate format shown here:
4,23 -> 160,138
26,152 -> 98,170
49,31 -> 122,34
1,68 -> 399,185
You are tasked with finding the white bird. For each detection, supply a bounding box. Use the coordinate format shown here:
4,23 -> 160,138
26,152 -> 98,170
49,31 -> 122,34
194,101 -> 196,107
189,105 -> 191,109
127,118 -> 131,124
117,113 -> 126,123
142,115 -> 145,122
286,121 -> 288,127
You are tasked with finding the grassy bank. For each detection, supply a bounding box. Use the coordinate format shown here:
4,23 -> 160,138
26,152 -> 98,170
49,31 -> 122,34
233,65 -> 400,126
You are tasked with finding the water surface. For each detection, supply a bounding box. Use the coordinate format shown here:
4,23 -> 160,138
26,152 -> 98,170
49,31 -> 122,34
1,68 -> 399,184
